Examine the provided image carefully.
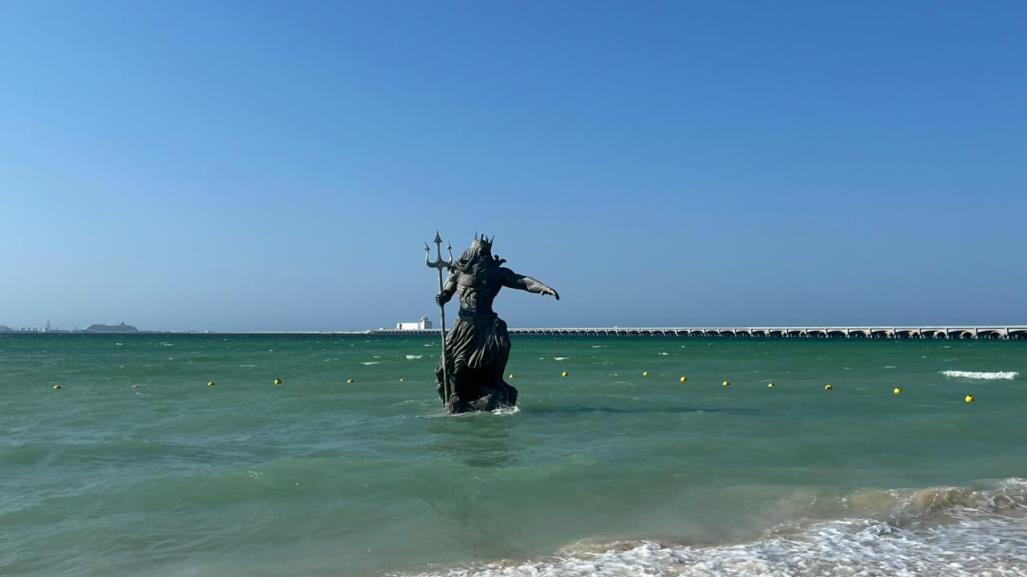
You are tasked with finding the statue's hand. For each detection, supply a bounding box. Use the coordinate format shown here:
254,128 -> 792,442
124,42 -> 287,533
542,287 -> 560,301
436,293 -> 451,306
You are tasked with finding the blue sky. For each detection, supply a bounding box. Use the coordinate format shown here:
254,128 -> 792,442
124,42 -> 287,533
1,1 -> 1025,331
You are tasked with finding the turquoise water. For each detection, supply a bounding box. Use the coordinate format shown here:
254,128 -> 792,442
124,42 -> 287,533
2,334 -> 1026,576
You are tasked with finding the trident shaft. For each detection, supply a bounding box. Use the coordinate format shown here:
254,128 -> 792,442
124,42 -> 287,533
425,231 -> 454,404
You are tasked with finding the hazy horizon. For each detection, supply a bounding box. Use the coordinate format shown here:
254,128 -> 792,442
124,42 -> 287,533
3,2 -> 1025,331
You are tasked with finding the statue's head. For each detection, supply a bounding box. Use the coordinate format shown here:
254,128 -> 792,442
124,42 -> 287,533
454,233 -> 505,273
468,233 -> 493,258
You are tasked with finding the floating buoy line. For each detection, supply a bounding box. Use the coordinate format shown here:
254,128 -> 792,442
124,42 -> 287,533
41,367 -> 972,405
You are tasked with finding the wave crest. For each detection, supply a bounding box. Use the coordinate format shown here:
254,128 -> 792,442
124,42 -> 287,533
941,370 -> 1019,380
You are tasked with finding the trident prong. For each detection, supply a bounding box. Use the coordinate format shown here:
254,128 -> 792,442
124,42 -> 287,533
426,231 -> 453,270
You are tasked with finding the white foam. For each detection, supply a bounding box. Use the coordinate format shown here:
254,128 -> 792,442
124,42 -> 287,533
405,355 -> 423,360
361,361 -> 381,366
399,513 -> 1027,576
396,480 -> 1027,577
553,357 -> 570,361
942,370 -> 1019,380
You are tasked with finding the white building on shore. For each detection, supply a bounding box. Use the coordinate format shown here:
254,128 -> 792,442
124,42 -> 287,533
395,316 -> 432,331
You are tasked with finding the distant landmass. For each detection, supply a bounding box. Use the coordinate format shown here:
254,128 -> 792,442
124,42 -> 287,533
0,322 -> 139,334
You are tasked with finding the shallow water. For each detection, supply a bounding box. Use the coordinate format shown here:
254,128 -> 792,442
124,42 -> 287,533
2,334 -> 1025,576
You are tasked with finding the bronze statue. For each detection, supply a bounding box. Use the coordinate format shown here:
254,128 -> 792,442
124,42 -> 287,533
426,233 -> 559,413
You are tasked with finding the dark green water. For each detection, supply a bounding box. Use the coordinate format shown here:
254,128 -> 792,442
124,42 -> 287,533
2,334 -> 1026,576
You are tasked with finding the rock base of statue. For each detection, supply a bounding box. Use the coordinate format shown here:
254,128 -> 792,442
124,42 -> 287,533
437,377 -> 518,414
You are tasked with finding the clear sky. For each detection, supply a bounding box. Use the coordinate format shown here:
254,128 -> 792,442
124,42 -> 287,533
1,1 -> 1025,331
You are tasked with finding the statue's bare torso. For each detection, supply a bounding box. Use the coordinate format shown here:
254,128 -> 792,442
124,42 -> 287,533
441,266 -> 559,317
454,267 -> 510,317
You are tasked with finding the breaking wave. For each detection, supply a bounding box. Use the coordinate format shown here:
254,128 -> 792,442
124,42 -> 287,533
942,370 -> 1019,380
396,479 -> 1027,577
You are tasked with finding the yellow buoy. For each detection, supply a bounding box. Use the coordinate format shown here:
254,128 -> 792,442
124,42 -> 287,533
273,377 -> 283,386
399,378 -> 405,383
824,384 -> 833,391
642,371 -> 650,377
208,381 -> 216,387
346,378 -> 354,384
722,380 -> 730,388
767,382 -> 775,389
52,384 -> 62,390
964,393 -> 975,404
508,373 -> 515,379
561,370 -> 569,378
893,386 -> 903,395
679,376 -> 688,383
131,384 -> 140,389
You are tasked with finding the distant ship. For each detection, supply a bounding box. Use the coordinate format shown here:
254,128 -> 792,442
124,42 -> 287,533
83,322 -> 139,334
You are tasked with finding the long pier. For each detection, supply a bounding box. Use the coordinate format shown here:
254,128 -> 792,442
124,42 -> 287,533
374,326 -> 1027,339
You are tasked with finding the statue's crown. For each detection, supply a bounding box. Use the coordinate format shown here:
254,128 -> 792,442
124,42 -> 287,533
474,233 -> 493,252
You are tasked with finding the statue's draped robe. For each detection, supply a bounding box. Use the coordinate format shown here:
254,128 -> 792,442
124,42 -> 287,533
449,312 -> 509,370
436,311 -> 516,411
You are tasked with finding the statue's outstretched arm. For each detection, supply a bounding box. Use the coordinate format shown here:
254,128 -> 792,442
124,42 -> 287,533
436,270 -> 459,305
500,268 -> 560,300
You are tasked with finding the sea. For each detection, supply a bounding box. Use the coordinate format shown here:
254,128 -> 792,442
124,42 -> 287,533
2,333 -> 1026,577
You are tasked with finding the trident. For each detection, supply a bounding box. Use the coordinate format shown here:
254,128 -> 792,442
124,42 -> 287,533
425,231 -> 454,404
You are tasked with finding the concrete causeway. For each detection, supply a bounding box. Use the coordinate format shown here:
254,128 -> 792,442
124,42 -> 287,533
374,326 -> 1027,339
